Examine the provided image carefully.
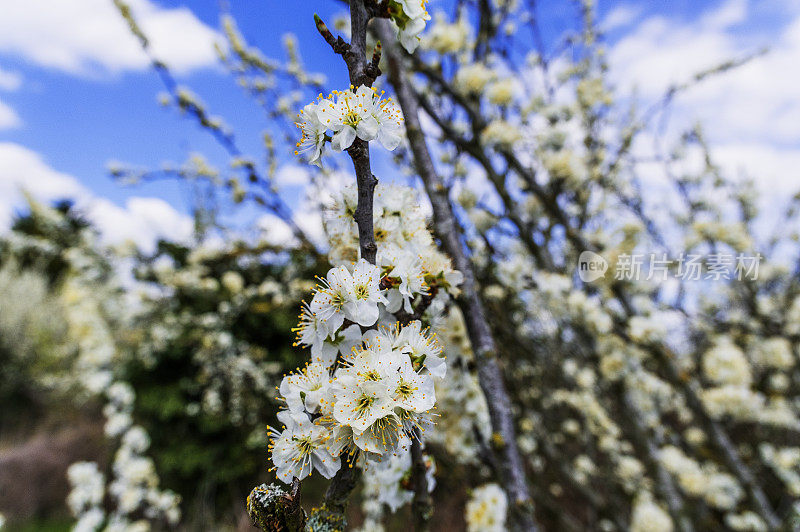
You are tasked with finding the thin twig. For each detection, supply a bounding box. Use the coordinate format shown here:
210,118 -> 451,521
112,0 -> 318,253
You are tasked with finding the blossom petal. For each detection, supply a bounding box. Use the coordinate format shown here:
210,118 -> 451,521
332,127 -> 356,151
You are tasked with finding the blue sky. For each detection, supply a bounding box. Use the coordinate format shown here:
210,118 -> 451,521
0,0 -> 797,251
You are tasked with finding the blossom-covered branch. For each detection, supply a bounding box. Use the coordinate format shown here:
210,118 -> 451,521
247,2 -> 459,531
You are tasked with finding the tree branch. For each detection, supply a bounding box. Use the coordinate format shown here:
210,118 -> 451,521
315,3 -> 381,264
306,3 -> 384,529
410,433 -> 432,531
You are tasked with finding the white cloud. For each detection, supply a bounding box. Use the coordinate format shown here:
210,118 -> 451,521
275,164 -> 311,187
0,142 -> 192,252
0,0 -> 222,76
0,68 -> 22,91
294,196 -> 327,248
700,0 -> 747,30
603,5 -> 642,32
712,142 -> 800,189
257,213 -> 295,247
0,143 -> 89,227
0,100 -> 21,130
609,0 -> 800,194
86,197 -> 193,253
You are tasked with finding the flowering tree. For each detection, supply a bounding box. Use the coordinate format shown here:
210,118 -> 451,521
98,0 -> 800,531
244,3 -> 493,530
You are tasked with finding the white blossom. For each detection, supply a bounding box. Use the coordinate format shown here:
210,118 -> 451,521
310,86 -> 404,153
466,483 -> 507,532
269,411 -> 340,482
630,494 -> 673,532
295,100 -> 327,166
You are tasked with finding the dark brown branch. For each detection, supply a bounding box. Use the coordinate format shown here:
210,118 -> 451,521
410,433 -> 433,531
303,456 -> 362,531
348,139 -> 379,264
307,3 -> 383,529
367,41 -> 383,81
395,287 -> 438,325
315,5 -> 381,264
317,2 -> 380,89
313,14 -> 350,55
323,454 -> 363,515
346,68 -> 379,261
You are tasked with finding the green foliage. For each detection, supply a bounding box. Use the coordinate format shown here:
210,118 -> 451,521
119,238 -> 327,513
1,199 -> 110,287
0,197 -> 327,522
0,201 -> 89,426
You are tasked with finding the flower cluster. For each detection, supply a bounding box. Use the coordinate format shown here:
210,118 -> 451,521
67,382 -> 181,531
659,446 -> 744,510
725,512 -> 768,532
135,242 -> 287,426
630,494 -> 673,532
326,183 -> 464,299
67,462 -> 106,531
296,86 -> 403,166
269,184 -> 463,483
423,11 -> 471,54
426,310 -> 492,465
465,483 -> 507,532
388,0 -> 431,53
270,284 -> 444,481
760,444 -> 800,498
61,275 -> 119,394
702,339 -> 751,386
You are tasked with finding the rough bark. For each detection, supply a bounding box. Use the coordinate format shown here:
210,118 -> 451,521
247,480 -> 306,532
315,1 -> 381,265
349,139 -> 378,264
